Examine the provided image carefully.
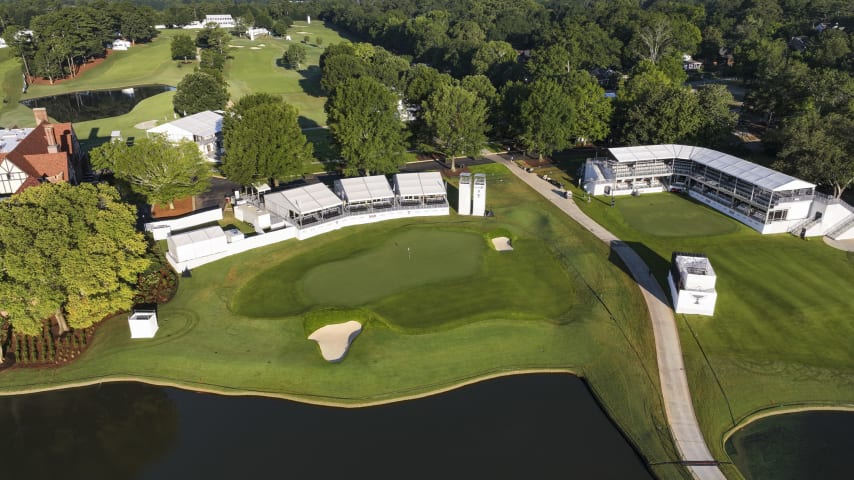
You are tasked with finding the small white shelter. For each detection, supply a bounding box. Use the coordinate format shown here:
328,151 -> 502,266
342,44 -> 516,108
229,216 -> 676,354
247,27 -> 269,41
167,225 -> 228,263
457,173 -> 472,215
204,14 -> 235,29
264,183 -> 344,227
334,175 -> 395,212
147,110 -> 223,159
393,172 -> 447,207
472,173 -> 486,216
667,252 -> 718,316
128,309 -> 159,339
112,39 -> 132,51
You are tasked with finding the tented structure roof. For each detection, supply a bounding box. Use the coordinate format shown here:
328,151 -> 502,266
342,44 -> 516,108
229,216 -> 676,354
336,175 -> 395,203
148,110 -> 222,137
265,183 -> 343,215
608,145 -> 815,192
394,172 -> 446,197
169,225 -> 225,248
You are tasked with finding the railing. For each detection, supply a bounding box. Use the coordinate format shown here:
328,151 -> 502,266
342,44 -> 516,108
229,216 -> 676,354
787,216 -> 822,235
827,214 -> 854,239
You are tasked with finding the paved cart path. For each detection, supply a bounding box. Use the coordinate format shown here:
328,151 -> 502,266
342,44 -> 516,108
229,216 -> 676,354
490,154 -> 727,480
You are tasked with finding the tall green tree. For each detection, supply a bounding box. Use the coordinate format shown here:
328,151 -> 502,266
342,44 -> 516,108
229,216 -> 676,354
222,95 -> 313,186
173,71 -> 229,115
326,77 -> 409,176
89,136 -> 212,210
423,84 -> 488,171
171,34 -> 196,61
283,43 -> 306,69
520,78 -> 574,160
0,183 -> 150,336
694,84 -> 738,147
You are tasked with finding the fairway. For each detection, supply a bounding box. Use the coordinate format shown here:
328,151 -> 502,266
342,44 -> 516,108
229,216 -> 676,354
301,230 -> 483,305
617,193 -> 738,237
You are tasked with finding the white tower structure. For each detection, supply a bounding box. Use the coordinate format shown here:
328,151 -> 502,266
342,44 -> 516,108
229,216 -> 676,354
667,252 -> 718,316
472,173 -> 486,216
458,173 -> 472,215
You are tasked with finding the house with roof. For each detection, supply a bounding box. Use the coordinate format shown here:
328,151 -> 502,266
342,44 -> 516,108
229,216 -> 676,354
146,110 -> 223,161
0,108 -> 81,197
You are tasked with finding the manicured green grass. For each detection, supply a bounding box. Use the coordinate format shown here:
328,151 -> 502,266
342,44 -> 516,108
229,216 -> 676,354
0,163 -> 687,478
575,190 -> 854,479
616,194 -> 738,237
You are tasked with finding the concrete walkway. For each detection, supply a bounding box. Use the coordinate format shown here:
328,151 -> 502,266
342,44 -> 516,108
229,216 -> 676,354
490,154 -> 727,480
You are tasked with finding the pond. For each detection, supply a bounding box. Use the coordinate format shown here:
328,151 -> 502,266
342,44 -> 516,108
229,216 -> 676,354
726,410 -> 854,480
0,374 -> 653,479
19,85 -> 175,123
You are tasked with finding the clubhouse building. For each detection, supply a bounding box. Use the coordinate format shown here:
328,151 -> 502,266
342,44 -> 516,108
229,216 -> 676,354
582,145 -> 854,237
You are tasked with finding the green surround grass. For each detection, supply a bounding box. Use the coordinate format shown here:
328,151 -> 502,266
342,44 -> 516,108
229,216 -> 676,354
616,193 -> 738,237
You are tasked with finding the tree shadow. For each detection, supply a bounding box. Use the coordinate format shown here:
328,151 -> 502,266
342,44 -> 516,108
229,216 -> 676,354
446,182 -> 459,212
298,116 -> 320,129
298,65 -> 323,97
607,240 -> 673,306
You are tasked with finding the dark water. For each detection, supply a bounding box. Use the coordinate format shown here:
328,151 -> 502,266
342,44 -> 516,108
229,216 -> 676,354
726,410 -> 854,480
20,85 -> 175,123
0,374 -> 652,480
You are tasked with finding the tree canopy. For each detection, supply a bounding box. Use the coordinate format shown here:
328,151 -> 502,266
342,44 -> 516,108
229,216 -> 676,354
222,94 -> 313,186
423,84 -> 488,171
171,34 -> 196,61
172,71 -> 229,115
326,77 -> 409,176
0,183 -> 150,336
89,135 -> 212,210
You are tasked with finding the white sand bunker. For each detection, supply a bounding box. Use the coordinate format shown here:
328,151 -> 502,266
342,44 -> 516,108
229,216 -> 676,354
297,31 -> 310,34
134,119 -> 158,129
229,45 -> 244,48
308,321 -> 362,362
492,237 -> 513,251
250,47 -> 261,50
258,43 -> 266,47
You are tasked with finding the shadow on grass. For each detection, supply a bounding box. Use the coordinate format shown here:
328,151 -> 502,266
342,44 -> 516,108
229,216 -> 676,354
446,182 -> 459,212
298,115 -> 320,129
608,240 -> 672,305
298,66 -> 323,97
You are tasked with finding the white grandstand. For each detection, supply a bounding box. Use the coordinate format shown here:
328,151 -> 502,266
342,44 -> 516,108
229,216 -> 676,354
582,145 -> 854,237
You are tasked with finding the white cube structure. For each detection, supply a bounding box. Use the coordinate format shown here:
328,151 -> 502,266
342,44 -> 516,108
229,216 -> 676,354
667,252 -> 718,316
128,310 -> 159,339
472,173 -> 486,217
167,226 -> 229,263
458,173 -> 472,215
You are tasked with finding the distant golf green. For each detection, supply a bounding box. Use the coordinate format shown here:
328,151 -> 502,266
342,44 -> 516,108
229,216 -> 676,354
617,193 -> 738,237
301,230 -> 483,305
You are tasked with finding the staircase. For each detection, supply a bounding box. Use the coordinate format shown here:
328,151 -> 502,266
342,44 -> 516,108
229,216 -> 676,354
826,214 -> 854,240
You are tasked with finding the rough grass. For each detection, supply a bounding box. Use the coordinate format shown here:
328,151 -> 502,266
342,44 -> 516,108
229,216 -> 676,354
575,189 -> 854,479
0,163 -> 686,478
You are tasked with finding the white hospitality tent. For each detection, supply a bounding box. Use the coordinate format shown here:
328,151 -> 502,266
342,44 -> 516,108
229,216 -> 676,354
264,183 -> 344,227
393,172 -> 447,206
334,175 -> 396,212
128,309 -> 159,339
167,225 -> 229,263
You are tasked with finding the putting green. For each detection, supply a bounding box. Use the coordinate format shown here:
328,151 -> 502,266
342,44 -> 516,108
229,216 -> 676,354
617,193 -> 738,237
301,229 -> 483,305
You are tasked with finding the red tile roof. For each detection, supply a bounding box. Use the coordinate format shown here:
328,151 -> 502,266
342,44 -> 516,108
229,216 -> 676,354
4,121 -> 77,194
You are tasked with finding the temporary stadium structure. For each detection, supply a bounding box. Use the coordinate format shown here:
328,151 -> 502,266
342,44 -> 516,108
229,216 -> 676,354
334,175 -> 396,213
167,225 -> 228,263
264,183 -> 345,227
146,110 -> 223,160
458,172 -> 472,215
582,144 -> 854,236
128,309 -> 159,339
667,252 -> 717,316
393,172 -> 448,207
472,173 -> 487,216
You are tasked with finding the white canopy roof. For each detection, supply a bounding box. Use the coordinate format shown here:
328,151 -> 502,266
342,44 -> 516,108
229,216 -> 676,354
335,175 -> 395,203
169,225 -> 225,247
394,172 -> 446,197
148,110 -> 222,137
264,183 -> 343,215
608,145 -> 815,192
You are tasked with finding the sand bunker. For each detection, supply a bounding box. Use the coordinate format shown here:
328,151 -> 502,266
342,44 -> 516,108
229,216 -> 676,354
134,119 -> 158,129
308,320 -> 362,362
491,237 -> 513,251
296,31 -> 310,34
258,43 -> 266,47
229,45 -> 244,48
250,47 -> 261,50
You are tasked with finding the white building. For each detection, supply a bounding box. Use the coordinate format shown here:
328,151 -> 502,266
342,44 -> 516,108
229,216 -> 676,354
334,175 -> 396,213
146,110 -> 223,160
667,253 -> 718,316
247,27 -> 269,41
111,39 -> 132,51
582,145 -> 854,237
682,54 -> 703,71
167,225 -> 229,263
472,173 -> 486,216
128,309 -> 159,339
204,14 -> 235,29
457,172 -> 472,215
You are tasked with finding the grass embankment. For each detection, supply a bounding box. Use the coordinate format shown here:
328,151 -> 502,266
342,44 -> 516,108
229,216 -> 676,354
0,22 -> 348,155
570,190 -> 854,480
0,163 -> 689,479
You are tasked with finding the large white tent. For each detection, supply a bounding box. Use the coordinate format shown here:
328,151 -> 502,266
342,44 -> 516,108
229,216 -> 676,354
264,183 -> 344,226
167,225 -> 228,263
334,175 -> 395,211
393,172 -> 447,206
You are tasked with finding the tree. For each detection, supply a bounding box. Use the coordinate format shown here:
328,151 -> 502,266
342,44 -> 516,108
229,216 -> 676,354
320,54 -> 368,94
423,85 -> 488,171
775,108 -> 854,198
561,70 -> 612,145
520,79 -> 575,160
471,40 -> 518,84
222,95 -> 313,186
283,43 -> 306,69
173,71 -> 229,115
196,25 -> 229,55
3,25 -> 34,81
326,77 -> 409,176
171,34 -> 195,61
90,136 -> 211,210
0,183 -> 150,336
694,84 -> 737,147
120,5 -> 157,45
